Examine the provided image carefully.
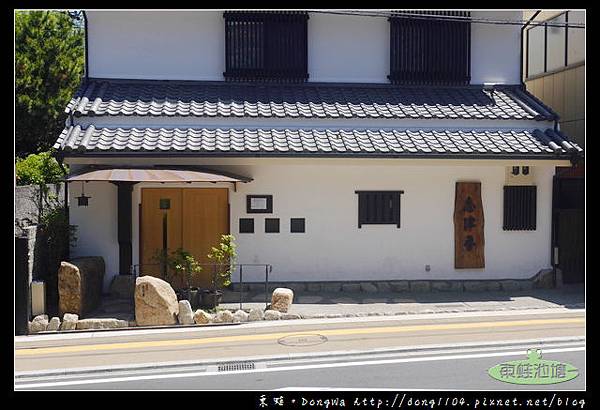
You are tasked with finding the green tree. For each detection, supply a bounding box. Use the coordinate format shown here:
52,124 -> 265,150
15,151 -> 67,185
15,10 -> 84,157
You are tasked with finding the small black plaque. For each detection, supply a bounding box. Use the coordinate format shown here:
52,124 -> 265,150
265,218 -> 280,233
239,218 -> 254,234
290,218 -> 305,233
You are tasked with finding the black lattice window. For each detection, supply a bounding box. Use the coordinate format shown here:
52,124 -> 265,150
389,11 -> 471,85
224,11 -> 309,82
503,186 -> 537,231
356,191 -> 404,228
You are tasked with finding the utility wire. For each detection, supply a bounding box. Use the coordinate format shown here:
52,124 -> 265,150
306,10 -> 586,29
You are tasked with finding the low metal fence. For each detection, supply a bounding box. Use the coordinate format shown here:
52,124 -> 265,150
130,263 -> 273,310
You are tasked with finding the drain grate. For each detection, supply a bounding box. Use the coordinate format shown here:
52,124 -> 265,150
217,361 -> 256,372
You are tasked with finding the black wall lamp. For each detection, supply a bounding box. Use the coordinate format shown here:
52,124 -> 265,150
77,182 -> 91,206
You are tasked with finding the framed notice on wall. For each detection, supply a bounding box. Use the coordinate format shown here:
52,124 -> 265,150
246,195 -> 273,214
454,182 -> 485,269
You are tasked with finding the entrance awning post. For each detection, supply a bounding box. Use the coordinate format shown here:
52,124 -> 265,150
113,182 -> 137,275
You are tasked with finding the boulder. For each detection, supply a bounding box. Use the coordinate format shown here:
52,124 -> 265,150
264,310 -> 281,320
29,315 -> 48,333
177,300 -> 194,325
76,318 -> 128,330
282,313 -> 301,320
60,313 -> 79,330
213,310 -> 234,323
47,317 -> 61,331
233,310 -> 249,323
134,276 -> 179,326
271,288 -> 294,313
248,308 -> 264,321
194,309 -> 213,325
109,275 -> 136,299
58,257 -> 105,316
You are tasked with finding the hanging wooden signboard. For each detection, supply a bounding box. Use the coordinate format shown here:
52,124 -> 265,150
454,182 -> 485,269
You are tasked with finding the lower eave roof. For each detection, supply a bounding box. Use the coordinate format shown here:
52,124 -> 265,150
54,126 -> 582,160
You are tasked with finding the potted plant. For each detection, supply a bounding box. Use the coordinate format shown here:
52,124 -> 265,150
202,234 -> 237,309
152,247 -> 203,309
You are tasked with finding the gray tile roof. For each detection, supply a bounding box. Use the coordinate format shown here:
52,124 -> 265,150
65,79 -> 557,121
55,126 -> 582,158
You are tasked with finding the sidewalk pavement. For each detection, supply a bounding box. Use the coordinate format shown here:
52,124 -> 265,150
220,285 -> 585,319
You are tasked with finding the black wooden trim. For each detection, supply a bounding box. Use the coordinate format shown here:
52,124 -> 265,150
113,182 -> 137,274
246,194 -> 273,213
355,190 -> 404,228
503,185 -> 537,231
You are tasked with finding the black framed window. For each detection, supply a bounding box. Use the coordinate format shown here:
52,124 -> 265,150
239,218 -> 254,233
388,11 -> 471,85
356,191 -> 404,228
503,186 -> 537,231
224,11 -> 309,82
265,218 -> 280,233
290,218 -> 305,233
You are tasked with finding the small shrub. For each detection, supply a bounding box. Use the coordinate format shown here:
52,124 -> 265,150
207,234 -> 237,289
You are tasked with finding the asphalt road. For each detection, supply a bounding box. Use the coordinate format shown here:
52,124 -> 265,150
15,309 -> 585,390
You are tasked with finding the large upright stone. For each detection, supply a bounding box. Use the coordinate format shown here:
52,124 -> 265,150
271,288 -> 294,313
58,257 -> 105,316
134,276 -> 179,326
177,300 -> 194,325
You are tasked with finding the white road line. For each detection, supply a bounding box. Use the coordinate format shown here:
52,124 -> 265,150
14,346 -> 584,389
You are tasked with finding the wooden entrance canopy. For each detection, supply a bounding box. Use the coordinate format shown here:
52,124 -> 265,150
65,167 -> 253,184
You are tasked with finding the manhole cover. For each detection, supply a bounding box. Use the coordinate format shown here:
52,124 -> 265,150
278,334 -> 328,346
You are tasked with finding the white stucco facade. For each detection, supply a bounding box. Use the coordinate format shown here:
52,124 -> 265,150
86,10 -> 522,85
66,157 -> 564,290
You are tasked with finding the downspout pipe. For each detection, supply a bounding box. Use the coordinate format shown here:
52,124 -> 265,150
82,10 -> 89,81
520,10 -> 541,89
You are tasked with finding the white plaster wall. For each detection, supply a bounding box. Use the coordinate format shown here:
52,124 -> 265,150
87,10 -> 522,85
224,161 -> 553,282
67,158 -> 555,286
87,11 -> 225,81
470,11 -> 522,84
68,181 -> 119,292
307,13 -> 389,83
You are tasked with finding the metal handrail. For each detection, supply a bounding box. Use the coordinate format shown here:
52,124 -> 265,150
130,262 -> 273,309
